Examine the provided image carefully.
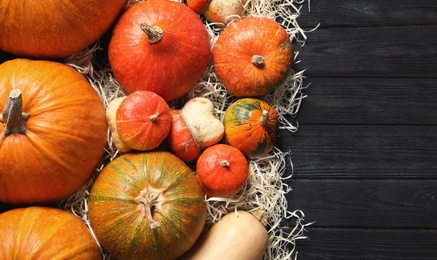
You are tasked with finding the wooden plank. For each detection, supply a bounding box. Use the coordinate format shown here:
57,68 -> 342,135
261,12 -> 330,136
297,0 -> 437,28
287,179 -> 437,228
295,227 -> 437,259
277,125 -> 437,178
294,78 -> 437,125
292,25 -> 437,78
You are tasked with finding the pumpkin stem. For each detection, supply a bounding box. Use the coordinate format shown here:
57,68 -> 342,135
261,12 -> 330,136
134,185 -> 167,229
251,55 -> 265,67
149,112 -> 160,122
1,89 -> 30,139
259,110 -> 269,126
141,23 -> 164,44
220,160 -> 230,167
251,210 -> 268,227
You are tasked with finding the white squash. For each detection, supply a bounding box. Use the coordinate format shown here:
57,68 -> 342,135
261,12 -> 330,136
107,97 -> 132,153
179,97 -> 224,150
203,0 -> 248,25
180,210 -> 269,260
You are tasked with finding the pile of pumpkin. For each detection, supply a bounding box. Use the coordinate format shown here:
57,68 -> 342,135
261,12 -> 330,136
0,0 -> 304,259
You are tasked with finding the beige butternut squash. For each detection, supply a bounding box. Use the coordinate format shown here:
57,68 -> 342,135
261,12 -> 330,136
180,210 -> 269,260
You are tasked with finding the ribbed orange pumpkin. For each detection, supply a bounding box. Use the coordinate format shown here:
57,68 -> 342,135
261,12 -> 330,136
213,16 -> 293,97
108,0 -> 211,102
224,98 -> 278,157
88,151 -> 207,260
0,59 -> 107,204
0,0 -> 125,59
0,206 -> 101,259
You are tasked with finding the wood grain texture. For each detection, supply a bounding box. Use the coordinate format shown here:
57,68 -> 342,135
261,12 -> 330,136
288,179 -> 437,228
294,78 -> 437,125
278,125 -> 437,178
295,228 -> 437,259
284,1 -> 437,258
293,25 -> 437,78
297,0 -> 437,28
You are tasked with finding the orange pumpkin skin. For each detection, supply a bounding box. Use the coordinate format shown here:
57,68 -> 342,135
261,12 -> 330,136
166,109 -> 201,162
0,0 -> 125,59
108,0 -> 211,102
0,59 -> 107,204
224,98 -> 278,157
213,16 -> 293,97
0,206 -> 101,259
88,151 -> 207,260
116,90 -> 171,151
196,144 -> 249,197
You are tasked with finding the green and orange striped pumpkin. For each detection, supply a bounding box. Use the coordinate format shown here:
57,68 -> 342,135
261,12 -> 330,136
224,98 -> 278,157
88,151 -> 207,260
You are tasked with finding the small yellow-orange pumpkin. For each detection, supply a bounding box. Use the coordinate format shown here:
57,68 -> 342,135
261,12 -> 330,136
224,98 -> 278,157
0,59 -> 107,204
0,0 -> 125,59
213,16 -> 293,97
0,206 -> 101,259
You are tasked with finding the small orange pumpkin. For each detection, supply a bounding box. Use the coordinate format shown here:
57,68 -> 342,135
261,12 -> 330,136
166,109 -> 202,162
213,16 -> 293,97
196,144 -> 249,197
116,90 -> 171,151
0,59 -> 107,204
223,98 -> 278,157
0,206 -> 101,259
0,0 -> 125,59
108,0 -> 211,102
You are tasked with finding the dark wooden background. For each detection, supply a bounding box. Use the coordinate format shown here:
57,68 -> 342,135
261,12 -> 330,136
1,1 -> 436,259
279,0 -> 437,259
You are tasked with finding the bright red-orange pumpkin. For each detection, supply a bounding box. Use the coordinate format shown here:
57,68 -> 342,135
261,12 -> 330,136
0,0 -> 125,59
88,151 -> 207,260
108,0 -> 211,102
196,144 -> 249,197
224,98 -> 278,157
0,59 -> 107,204
0,206 -> 101,259
116,90 -> 171,151
213,16 -> 293,97
166,109 -> 202,162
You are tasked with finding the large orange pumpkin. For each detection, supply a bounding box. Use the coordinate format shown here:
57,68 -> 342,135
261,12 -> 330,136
213,16 -> 293,97
224,98 -> 278,157
108,0 -> 211,102
0,206 -> 101,259
0,59 -> 107,204
0,0 -> 125,59
88,151 -> 207,260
